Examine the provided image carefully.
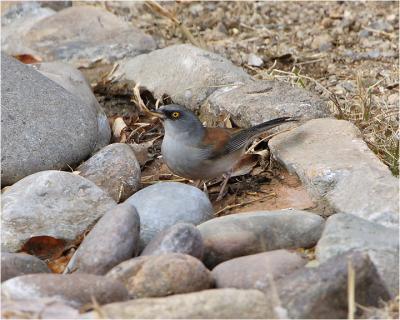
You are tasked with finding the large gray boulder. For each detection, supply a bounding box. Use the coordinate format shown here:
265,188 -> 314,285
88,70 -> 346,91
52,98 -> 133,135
203,80 -> 331,128
269,118 -> 399,228
31,61 -> 111,150
316,213 -> 399,297
1,253 -> 51,282
197,209 -> 324,268
1,55 -> 103,185
1,170 -> 116,253
126,182 -> 213,249
108,44 -> 251,109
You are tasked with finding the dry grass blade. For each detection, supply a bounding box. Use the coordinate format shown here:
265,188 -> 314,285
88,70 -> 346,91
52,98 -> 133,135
145,0 -> 204,48
347,260 -> 356,319
214,193 -> 276,216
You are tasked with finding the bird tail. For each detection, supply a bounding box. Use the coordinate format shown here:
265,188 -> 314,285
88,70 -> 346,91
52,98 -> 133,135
224,116 -> 298,154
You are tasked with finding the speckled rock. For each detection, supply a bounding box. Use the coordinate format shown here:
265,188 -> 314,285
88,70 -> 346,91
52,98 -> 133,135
316,213 -> 399,297
126,182 -> 213,249
269,118 -> 399,228
197,209 -> 324,268
32,61 -> 110,150
1,273 -> 129,308
76,143 -> 141,202
203,80 -> 330,128
212,250 -> 307,290
82,289 -> 277,319
65,203 -> 140,275
1,170 -> 116,253
106,253 -> 213,298
1,55 -> 103,185
141,223 -> 204,260
1,253 -> 51,282
107,44 -> 251,109
5,6 -> 156,68
276,251 -> 391,319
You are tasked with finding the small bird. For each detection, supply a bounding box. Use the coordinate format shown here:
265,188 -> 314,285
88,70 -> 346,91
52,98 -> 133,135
152,104 -> 296,200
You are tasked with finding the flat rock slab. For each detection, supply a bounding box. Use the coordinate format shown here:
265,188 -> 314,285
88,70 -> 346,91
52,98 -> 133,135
126,182 -> 213,249
1,273 -> 129,308
212,250 -> 306,290
1,253 -> 51,282
1,55 -> 101,185
1,170 -> 116,253
269,118 -> 399,228
203,80 -> 331,128
32,61 -> 111,151
77,143 -> 141,202
141,223 -> 204,260
197,209 -> 324,268
108,44 -> 251,109
106,253 -> 213,298
1,298 -> 79,319
82,288 -> 276,319
5,6 -> 156,67
65,203 -> 140,275
316,213 -> 399,297
276,251 -> 391,319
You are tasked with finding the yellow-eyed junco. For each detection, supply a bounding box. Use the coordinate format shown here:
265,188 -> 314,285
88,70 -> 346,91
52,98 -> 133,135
153,104 -> 296,200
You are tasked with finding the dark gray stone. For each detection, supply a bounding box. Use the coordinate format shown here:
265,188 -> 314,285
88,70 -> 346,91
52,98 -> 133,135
1,55 -> 100,185
1,252 -> 51,282
106,253 -> 213,299
82,289 -> 276,319
65,203 -> 140,275
276,252 -> 391,319
108,44 -> 251,109
316,213 -> 399,297
1,170 -> 116,253
1,273 -> 129,308
76,143 -> 141,202
212,250 -> 306,290
126,182 -> 213,249
197,209 -> 324,268
141,223 -> 203,259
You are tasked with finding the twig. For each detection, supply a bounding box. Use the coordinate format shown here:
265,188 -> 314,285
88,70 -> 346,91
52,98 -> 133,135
145,0 -> 204,48
347,260 -> 356,320
214,193 -> 275,216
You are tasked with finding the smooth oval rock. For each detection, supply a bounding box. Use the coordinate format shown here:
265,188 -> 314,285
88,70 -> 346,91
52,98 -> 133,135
197,209 -> 324,268
212,250 -> 307,290
106,253 -> 213,298
107,44 -> 251,109
126,182 -> 213,249
1,273 -> 129,308
32,61 -> 111,150
141,223 -> 204,260
1,54 -> 100,185
316,213 -> 399,297
76,143 -> 141,202
19,6 -> 156,67
82,288 -> 276,319
1,252 -> 51,282
1,170 -> 116,253
65,203 -> 140,275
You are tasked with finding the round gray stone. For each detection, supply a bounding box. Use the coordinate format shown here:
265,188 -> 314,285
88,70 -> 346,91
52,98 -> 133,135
141,223 -> 204,260
1,170 -> 116,253
126,182 -> 213,249
76,143 -> 141,202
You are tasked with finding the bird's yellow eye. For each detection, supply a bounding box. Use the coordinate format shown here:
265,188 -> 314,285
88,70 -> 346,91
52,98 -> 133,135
171,112 -> 180,118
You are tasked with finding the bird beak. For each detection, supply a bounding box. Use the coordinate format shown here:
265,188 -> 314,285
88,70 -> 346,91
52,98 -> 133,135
149,109 -> 166,119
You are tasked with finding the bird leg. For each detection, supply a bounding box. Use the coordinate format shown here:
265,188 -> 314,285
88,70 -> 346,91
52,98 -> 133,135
216,171 -> 232,202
